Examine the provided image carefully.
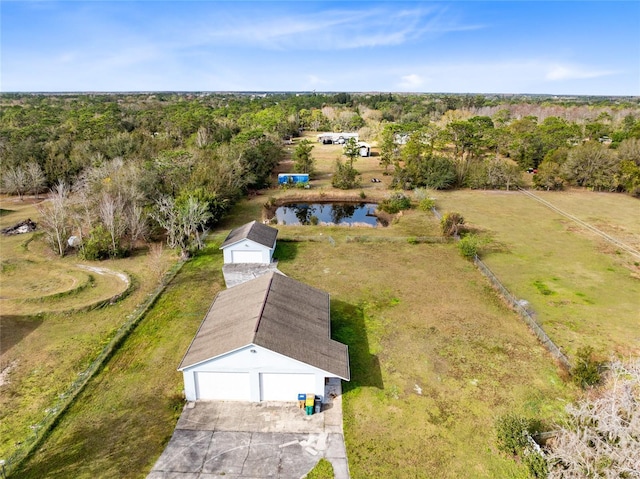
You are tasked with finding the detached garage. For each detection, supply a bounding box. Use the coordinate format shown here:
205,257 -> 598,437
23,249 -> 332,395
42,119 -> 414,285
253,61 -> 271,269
178,272 -> 350,403
220,220 -> 278,265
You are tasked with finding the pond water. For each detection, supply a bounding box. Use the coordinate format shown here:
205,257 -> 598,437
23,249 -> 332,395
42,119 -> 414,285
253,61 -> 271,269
273,203 -> 384,227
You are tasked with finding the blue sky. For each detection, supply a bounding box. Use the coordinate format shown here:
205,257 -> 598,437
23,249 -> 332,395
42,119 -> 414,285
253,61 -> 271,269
2,1 -> 638,95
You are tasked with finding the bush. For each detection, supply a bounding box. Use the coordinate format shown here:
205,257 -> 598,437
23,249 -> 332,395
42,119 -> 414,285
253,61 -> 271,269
495,414 -> 539,456
523,449 -> 548,478
457,234 -> 480,259
571,346 -> 603,388
331,159 -> 360,189
81,225 -> 128,261
378,193 -> 411,214
419,197 -> 436,212
440,212 -> 464,236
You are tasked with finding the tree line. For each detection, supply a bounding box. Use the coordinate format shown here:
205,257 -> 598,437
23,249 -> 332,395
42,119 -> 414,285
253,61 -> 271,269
1,92 -> 638,257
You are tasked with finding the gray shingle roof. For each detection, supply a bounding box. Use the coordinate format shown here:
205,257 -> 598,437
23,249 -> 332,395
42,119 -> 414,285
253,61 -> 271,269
220,221 -> 278,249
178,272 -> 350,380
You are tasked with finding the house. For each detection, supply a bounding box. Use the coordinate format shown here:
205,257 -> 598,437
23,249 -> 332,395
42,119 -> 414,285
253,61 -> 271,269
220,220 -> 278,265
178,272 -> 350,402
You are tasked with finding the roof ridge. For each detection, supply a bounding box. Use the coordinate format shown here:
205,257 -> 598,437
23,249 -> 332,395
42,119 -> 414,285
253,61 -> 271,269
253,273 -> 274,334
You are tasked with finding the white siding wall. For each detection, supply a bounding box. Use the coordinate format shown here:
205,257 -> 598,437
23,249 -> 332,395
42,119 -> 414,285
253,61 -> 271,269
181,345 -> 329,402
222,239 -> 273,264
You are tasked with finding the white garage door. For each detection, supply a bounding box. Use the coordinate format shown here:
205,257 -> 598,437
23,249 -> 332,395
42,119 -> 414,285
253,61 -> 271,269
196,372 -> 250,400
260,373 -> 316,401
231,250 -> 264,263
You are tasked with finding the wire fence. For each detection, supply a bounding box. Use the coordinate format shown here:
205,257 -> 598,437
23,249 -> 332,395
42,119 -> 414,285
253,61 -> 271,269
473,255 -> 571,371
3,259 -> 187,476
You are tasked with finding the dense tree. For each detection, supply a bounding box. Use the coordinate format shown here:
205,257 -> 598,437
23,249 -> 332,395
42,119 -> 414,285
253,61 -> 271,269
563,142 -> 619,191
331,158 -> 360,190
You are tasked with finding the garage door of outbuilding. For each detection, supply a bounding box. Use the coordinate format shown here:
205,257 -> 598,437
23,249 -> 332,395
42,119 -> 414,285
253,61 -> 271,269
231,250 -> 264,263
260,373 -> 316,401
196,372 -> 250,400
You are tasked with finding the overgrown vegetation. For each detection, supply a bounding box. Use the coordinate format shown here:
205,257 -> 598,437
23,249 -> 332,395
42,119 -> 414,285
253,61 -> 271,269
377,193 -> 411,214
547,359 -> 640,478
570,346 -> 604,388
440,211 -> 465,236
457,233 -> 482,259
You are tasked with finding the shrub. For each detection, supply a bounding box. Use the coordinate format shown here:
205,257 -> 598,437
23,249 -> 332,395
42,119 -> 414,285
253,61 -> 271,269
457,234 -> 480,259
496,414 -> 548,478
571,346 -> 603,388
81,225 -> 114,261
378,193 -> 411,214
419,197 -> 436,212
440,212 -> 464,236
495,413 -> 540,456
331,159 -> 360,189
523,449 -> 548,478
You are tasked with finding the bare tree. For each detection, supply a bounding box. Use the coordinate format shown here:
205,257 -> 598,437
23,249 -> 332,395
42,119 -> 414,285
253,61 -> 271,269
126,203 -> 148,247
98,192 -> 127,256
25,161 -> 46,198
2,165 -> 27,199
151,195 -> 211,258
547,359 -> 640,478
151,195 -> 179,249
36,181 -> 70,256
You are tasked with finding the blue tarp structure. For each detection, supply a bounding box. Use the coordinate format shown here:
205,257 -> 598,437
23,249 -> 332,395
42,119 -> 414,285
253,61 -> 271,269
278,173 -> 309,185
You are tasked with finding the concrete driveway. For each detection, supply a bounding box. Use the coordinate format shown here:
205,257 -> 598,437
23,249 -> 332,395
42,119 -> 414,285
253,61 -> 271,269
147,379 -> 349,479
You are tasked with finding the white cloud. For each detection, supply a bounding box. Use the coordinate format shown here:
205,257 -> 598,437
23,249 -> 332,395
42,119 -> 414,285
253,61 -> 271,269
198,5 -> 481,51
398,74 -> 425,90
545,64 -> 619,81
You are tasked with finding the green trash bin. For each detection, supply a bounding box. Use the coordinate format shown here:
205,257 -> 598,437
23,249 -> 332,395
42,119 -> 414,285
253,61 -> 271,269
305,405 -> 313,415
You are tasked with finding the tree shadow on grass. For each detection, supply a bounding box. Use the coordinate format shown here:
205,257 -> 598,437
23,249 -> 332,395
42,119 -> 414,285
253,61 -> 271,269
0,315 -> 44,361
274,241 -> 298,263
330,299 -> 383,391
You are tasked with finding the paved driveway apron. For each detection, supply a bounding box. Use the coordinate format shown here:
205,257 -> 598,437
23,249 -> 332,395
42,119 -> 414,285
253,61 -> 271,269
148,379 -> 349,479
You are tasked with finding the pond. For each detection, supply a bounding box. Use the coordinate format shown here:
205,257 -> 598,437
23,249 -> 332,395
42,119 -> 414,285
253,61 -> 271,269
272,203 -> 385,227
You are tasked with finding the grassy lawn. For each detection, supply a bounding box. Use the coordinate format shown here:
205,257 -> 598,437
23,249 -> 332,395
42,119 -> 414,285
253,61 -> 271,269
13,220 -> 574,479
434,189 -> 640,358
11,242 -> 226,478
0,196 -> 177,470
5,149 -> 637,478
276,233 -> 574,478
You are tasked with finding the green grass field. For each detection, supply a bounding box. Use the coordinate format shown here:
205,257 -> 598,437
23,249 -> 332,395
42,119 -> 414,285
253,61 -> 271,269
434,189 -> 640,359
4,148 -> 638,478
0,197 -> 177,471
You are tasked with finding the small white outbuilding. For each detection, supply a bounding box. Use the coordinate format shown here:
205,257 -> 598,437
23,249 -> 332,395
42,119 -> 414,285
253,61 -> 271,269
220,220 -> 278,265
178,272 -> 350,403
